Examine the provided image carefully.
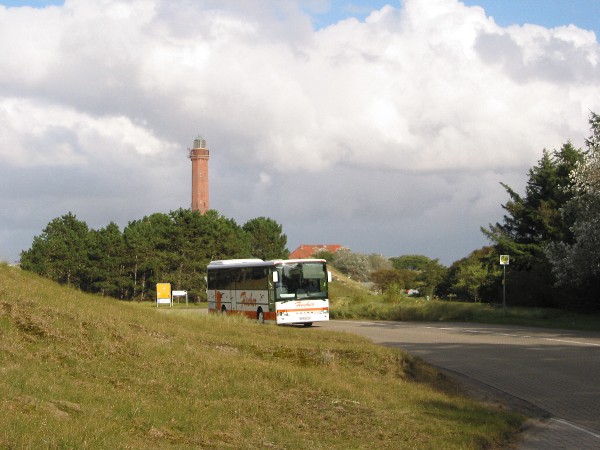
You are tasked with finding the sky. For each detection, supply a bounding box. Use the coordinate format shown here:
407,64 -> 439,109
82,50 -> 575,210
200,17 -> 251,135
1,0 -> 599,266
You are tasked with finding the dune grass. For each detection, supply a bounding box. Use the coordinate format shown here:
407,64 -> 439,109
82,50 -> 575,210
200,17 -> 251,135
1,263 -> 522,448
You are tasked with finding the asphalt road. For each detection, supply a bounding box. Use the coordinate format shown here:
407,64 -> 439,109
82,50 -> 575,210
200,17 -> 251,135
319,320 -> 600,449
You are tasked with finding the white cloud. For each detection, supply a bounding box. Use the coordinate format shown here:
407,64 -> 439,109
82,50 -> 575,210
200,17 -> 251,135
0,98 -> 177,167
0,0 -> 599,264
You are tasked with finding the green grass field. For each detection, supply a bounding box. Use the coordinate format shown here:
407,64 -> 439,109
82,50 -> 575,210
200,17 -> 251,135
0,263 -> 522,449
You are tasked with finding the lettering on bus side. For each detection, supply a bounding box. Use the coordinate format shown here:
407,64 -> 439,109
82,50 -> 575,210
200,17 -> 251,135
295,301 -> 315,307
216,290 -> 223,310
240,291 -> 257,306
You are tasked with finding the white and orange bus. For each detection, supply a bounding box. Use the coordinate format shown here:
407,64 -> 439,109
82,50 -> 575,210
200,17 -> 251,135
206,259 -> 331,326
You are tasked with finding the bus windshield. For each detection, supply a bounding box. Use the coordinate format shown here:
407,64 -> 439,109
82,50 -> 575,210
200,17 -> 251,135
275,262 -> 328,301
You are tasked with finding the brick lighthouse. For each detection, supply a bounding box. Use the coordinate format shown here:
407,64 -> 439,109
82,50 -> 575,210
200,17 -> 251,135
189,136 -> 210,214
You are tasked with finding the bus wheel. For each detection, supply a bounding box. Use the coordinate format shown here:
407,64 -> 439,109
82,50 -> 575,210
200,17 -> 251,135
302,322 -> 313,327
257,308 -> 265,324
221,306 -> 227,315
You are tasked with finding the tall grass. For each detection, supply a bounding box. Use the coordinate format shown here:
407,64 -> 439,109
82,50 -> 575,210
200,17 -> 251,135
1,264 -> 521,448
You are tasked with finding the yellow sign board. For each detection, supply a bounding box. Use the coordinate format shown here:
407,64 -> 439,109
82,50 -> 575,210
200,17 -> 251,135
499,255 -> 510,265
156,283 -> 172,303
156,283 -> 171,299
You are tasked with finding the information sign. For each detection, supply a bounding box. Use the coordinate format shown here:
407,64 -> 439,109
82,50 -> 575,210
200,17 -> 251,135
156,283 -> 172,306
172,290 -> 188,306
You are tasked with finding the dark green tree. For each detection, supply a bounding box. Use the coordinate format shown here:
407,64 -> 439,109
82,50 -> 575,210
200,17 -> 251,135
439,247 -> 498,302
482,143 -> 584,306
199,210 -> 252,261
370,268 -> 417,293
416,259 -> 447,298
242,216 -> 288,260
387,255 -> 446,297
123,213 -> 174,301
390,254 -> 433,271
21,212 -> 89,288
85,222 -> 128,297
166,209 -> 209,299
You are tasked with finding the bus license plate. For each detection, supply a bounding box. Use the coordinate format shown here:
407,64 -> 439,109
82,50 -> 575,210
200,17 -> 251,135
300,316 -> 310,321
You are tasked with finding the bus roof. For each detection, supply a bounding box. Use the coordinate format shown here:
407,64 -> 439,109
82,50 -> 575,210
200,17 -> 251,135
207,258 -> 326,269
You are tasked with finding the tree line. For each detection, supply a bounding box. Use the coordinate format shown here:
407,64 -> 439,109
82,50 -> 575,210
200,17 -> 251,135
20,209 -> 288,301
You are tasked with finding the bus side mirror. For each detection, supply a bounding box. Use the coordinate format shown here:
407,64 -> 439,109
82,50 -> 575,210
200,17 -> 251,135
272,272 -> 279,283
327,271 -> 332,283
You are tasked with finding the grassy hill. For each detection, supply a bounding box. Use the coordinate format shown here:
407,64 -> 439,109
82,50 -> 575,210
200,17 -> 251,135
0,263 -> 521,448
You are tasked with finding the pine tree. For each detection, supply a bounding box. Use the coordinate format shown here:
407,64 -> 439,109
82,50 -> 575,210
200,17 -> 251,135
482,143 -> 584,306
86,222 -> 127,297
242,216 -> 289,260
21,212 -> 90,288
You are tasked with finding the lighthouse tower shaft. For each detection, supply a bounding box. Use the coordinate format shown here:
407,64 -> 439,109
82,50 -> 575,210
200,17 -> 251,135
189,137 -> 210,214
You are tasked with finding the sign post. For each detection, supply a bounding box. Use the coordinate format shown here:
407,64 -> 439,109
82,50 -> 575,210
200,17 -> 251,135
156,283 -> 172,307
499,255 -> 509,311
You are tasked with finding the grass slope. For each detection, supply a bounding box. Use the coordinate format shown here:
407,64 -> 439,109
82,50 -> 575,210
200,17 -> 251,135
0,264 -> 521,449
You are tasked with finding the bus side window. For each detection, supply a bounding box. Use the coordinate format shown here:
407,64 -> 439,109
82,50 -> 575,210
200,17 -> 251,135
235,268 -> 245,290
207,272 -> 213,290
216,269 -> 234,290
228,269 -> 238,290
250,267 -> 268,289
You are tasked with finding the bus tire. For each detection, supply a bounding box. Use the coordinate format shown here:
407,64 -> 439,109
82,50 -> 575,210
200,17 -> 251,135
302,322 -> 313,327
257,308 -> 264,324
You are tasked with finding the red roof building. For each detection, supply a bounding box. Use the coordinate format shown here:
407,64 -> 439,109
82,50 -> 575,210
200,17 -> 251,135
288,244 -> 344,259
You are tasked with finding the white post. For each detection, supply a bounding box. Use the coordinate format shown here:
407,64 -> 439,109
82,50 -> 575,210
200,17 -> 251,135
502,264 -> 506,311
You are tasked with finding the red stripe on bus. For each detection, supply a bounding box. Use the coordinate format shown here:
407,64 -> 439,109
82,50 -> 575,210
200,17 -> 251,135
208,308 -> 277,322
276,307 -> 329,313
